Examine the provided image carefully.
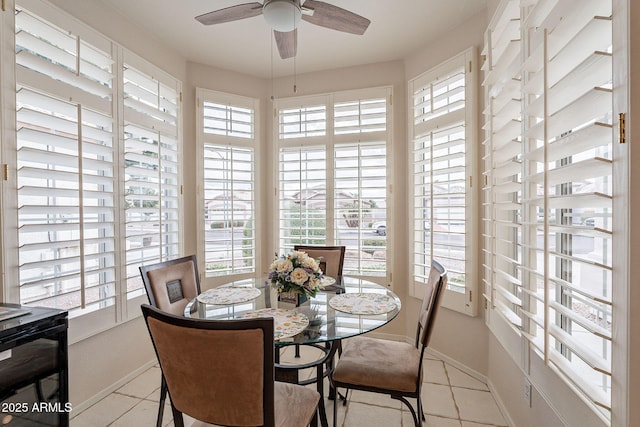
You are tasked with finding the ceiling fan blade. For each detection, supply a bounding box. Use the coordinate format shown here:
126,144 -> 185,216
195,2 -> 263,26
274,29 -> 297,59
301,0 -> 370,35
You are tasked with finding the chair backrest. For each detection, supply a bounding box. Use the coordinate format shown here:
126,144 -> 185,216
416,260 -> 447,350
293,245 -> 346,278
139,255 -> 201,316
141,304 -> 275,427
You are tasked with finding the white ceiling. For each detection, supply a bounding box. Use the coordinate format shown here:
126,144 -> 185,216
98,0 -> 488,78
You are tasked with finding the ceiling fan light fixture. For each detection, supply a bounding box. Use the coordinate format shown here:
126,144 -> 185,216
263,0 -> 302,32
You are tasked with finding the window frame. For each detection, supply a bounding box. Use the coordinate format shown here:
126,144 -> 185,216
195,88 -> 260,288
273,87 -> 393,284
2,0 -> 183,342
408,47 -> 478,316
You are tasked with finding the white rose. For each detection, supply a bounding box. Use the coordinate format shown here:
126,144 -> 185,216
276,259 -> 293,273
301,256 -> 318,270
290,267 -> 309,285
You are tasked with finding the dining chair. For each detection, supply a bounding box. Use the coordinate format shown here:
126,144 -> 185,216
139,254 -> 201,427
141,304 -> 320,427
292,246 -> 346,360
330,260 -> 448,427
293,245 -> 346,279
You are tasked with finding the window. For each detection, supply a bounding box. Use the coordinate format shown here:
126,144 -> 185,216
409,48 -> 477,315
275,88 -> 391,279
197,89 -> 258,283
483,0 -> 613,421
6,3 -> 182,335
14,6 -> 116,314
122,57 -> 181,300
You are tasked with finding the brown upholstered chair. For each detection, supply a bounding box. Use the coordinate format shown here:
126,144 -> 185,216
139,255 -> 201,427
141,304 -> 320,427
293,245 -> 346,279
292,245 -> 346,361
330,260 -> 448,427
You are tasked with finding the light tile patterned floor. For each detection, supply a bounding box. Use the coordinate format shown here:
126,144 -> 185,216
70,347 -> 508,427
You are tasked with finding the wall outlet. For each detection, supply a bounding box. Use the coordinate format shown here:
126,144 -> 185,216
524,378 -> 532,407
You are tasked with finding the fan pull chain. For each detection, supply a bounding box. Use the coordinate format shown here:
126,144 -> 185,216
293,6 -> 297,93
270,28 -> 275,101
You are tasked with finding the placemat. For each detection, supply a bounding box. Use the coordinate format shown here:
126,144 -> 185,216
196,287 -> 261,305
329,292 -> 398,315
237,308 -> 309,340
319,276 -> 337,289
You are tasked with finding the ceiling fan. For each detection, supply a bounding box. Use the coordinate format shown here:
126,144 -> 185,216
195,0 -> 370,59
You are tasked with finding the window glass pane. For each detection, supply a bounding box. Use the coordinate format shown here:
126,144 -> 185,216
335,143 -> 387,275
279,147 -> 327,250
203,145 -> 255,276
411,59 -> 469,294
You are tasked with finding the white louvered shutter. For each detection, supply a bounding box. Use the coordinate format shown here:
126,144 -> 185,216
410,49 -> 476,314
123,57 -> 181,298
15,7 -> 116,312
199,92 -> 257,277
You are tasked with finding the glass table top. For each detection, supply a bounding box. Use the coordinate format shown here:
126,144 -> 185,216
184,276 -> 401,347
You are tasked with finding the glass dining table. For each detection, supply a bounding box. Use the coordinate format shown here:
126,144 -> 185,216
184,275 -> 401,427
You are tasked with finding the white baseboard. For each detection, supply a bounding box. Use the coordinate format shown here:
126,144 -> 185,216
425,347 -> 488,384
70,359 -> 158,416
486,379 -> 516,427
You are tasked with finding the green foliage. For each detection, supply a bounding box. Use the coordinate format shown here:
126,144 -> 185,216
243,219 -> 254,267
362,239 -> 385,255
210,220 -> 245,229
285,206 -> 326,244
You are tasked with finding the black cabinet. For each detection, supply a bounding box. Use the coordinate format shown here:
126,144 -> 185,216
0,304 -> 68,426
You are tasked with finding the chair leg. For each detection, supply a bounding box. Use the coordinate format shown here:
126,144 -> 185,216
171,404 -> 185,427
392,395 -> 421,427
35,380 -> 46,402
157,375 -> 168,427
332,386 -> 338,427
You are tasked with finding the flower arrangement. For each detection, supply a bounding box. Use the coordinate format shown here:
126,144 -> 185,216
269,251 -> 323,298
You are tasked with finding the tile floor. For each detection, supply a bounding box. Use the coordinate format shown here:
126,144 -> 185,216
70,346 -> 508,427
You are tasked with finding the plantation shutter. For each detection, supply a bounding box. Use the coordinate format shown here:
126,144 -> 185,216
483,0 -> 614,418
279,104 -> 326,139
521,0 -> 613,413
334,97 -> 386,134
199,91 -> 257,278
334,142 -> 387,275
410,49 -> 476,314
279,146 -> 328,250
482,0 -> 523,332
15,7 -> 116,311
123,55 -> 181,297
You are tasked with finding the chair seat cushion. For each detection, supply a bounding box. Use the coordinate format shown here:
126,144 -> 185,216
332,336 -> 421,393
274,381 -> 319,427
190,382 -> 319,427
